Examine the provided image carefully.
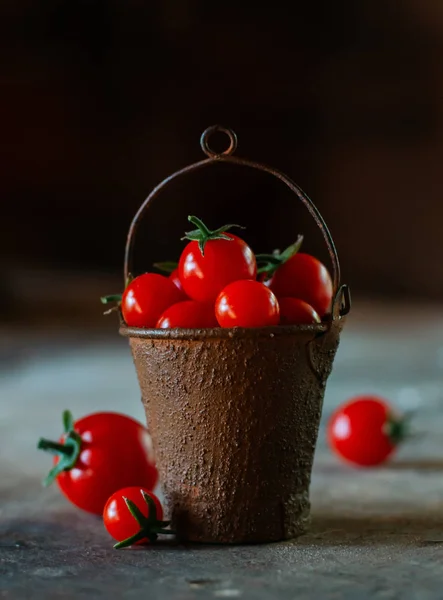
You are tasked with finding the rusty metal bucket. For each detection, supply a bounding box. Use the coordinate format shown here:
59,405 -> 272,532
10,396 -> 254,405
119,126 -> 351,544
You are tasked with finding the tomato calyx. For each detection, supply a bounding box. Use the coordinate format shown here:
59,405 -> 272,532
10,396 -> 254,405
153,261 -> 179,274
37,410 -> 82,487
100,294 -> 123,316
385,412 -> 412,446
256,235 -> 303,278
101,293 -> 123,304
181,215 -> 244,256
114,490 -> 175,549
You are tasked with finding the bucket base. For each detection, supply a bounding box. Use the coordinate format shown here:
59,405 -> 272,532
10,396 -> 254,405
167,491 -> 311,544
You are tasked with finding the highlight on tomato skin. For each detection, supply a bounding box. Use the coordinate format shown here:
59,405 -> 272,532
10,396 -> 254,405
327,395 -> 408,467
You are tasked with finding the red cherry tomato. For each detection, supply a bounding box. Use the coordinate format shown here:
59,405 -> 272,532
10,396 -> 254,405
179,233 -> 257,302
328,396 -> 406,467
215,280 -> 280,328
268,253 -> 333,317
156,300 -> 218,329
103,487 -> 166,547
279,297 -> 321,325
169,268 -> 187,298
122,273 -> 183,328
38,411 -> 158,515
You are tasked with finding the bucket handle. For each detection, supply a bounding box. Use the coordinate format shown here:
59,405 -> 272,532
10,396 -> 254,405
124,125 -> 350,320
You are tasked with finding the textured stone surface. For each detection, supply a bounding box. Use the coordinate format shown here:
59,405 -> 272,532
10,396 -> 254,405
2,299 -> 443,598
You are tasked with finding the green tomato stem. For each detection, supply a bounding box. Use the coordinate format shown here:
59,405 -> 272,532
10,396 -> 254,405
255,235 -> 304,277
100,294 -> 122,305
113,531 -> 148,550
181,215 -> 244,256
386,412 -> 412,445
37,439 -> 74,455
188,215 -> 211,237
37,411 -> 82,486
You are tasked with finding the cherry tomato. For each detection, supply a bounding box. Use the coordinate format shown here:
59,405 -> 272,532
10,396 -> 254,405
103,487 -> 171,548
328,396 -> 407,467
156,300 -> 218,329
122,273 -> 183,328
179,233 -> 257,302
268,253 -> 333,317
169,268 -> 187,297
38,411 -> 158,514
279,297 -> 321,325
215,280 -> 280,328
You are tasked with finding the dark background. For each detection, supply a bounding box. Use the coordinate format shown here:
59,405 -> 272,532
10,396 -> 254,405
3,0 -> 443,324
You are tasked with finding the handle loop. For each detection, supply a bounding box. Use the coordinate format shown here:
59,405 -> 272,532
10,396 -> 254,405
200,125 -> 238,157
124,126 -> 349,319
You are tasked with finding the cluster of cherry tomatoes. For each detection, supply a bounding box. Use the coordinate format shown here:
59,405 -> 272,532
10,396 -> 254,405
104,215 -> 334,329
38,411 -> 172,548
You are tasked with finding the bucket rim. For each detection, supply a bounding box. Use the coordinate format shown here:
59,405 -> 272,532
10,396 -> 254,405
119,322 -> 331,340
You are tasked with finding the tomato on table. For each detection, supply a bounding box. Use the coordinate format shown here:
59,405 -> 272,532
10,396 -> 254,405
328,396 -> 408,467
121,273 -> 183,328
38,411 -> 158,514
178,216 -> 256,302
278,297 -> 321,325
103,487 -> 174,549
215,280 -> 280,328
157,300 -> 218,328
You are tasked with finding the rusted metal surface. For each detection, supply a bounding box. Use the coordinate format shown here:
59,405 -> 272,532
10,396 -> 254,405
120,126 -> 350,542
121,319 -> 343,543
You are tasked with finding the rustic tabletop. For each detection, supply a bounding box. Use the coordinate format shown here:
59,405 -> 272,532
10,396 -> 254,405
2,298 -> 443,599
